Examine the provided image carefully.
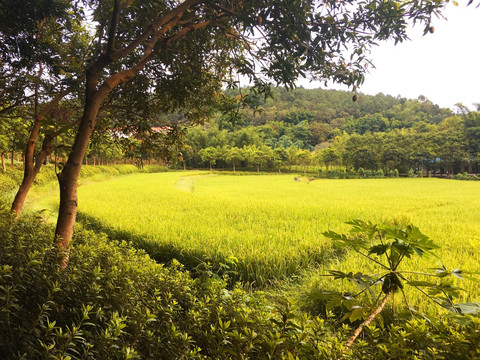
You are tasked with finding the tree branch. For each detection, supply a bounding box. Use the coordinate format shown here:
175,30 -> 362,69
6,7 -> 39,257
106,0 -> 121,55
99,18 -> 215,96
111,0 -> 204,62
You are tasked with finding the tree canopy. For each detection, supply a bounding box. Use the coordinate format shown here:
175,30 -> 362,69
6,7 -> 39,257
0,0 -> 455,252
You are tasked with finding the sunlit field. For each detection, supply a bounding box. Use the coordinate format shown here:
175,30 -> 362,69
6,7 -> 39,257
64,171 -> 480,306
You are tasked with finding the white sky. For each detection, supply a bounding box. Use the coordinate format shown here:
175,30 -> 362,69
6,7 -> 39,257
300,3 -> 480,110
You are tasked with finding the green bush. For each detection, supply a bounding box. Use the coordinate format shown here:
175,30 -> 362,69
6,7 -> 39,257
79,165 -> 102,178
374,169 -> 384,178
346,168 -> 356,179
0,173 -> 17,196
0,204 -> 346,359
453,172 -> 476,181
33,165 -> 57,186
357,167 -> 365,177
350,317 -> 480,359
112,164 -> 139,175
4,167 -> 23,184
2,205 -> 480,359
79,165 -> 124,178
95,165 -> 121,175
141,165 -> 169,173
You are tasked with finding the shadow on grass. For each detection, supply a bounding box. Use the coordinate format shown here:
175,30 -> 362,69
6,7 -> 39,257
77,212 -> 345,288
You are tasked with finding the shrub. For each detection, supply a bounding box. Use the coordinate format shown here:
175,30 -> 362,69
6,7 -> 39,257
33,165 -> 57,186
0,173 -> 17,197
79,165 -> 102,178
0,204 -> 347,359
374,169 -> 384,178
346,168 -> 356,179
408,168 -> 414,177
2,204 -> 480,359
95,165 -> 121,175
357,167 -> 365,177
141,165 -> 169,173
112,164 -> 139,175
4,167 -> 23,184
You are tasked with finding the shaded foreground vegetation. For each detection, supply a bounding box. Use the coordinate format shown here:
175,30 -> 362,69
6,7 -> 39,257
1,201 -> 480,359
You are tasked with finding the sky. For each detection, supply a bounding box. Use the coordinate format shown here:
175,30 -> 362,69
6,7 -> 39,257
299,3 -> 480,111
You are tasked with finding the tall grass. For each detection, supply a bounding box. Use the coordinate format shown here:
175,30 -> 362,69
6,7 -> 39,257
59,172 -> 480,297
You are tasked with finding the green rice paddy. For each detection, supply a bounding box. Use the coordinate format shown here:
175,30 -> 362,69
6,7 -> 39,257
61,172 -> 478,300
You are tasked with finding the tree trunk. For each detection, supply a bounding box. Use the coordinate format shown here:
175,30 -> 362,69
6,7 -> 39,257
11,126 -> 53,216
55,93 -> 103,259
10,150 -> 14,169
1,153 -> 5,172
343,289 -> 393,355
10,84 -> 70,216
233,161 -> 236,172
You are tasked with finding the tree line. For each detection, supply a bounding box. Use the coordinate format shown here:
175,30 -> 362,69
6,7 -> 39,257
179,88 -> 480,175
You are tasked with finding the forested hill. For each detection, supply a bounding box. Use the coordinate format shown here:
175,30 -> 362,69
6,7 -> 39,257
227,87 -> 452,130
182,87 -> 480,174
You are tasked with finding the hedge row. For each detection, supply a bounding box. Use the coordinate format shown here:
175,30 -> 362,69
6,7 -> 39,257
0,164 -> 169,190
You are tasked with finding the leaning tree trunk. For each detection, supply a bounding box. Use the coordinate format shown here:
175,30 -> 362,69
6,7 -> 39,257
11,132 -> 53,215
342,289 -> 393,355
11,84 -> 70,216
55,95 -> 102,255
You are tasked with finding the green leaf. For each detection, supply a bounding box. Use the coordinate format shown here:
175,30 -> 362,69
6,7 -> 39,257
322,230 -> 368,249
406,280 -> 436,287
382,273 -> 403,294
369,244 -> 389,256
454,302 -> 480,315
427,281 -> 463,298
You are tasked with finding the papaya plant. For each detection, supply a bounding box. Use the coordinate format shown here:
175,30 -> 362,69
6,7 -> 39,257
321,219 -> 480,353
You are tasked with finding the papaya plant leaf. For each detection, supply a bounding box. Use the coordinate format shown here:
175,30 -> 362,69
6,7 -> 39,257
453,302 -> 480,315
406,280 -> 436,287
369,244 -> 389,256
323,230 -> 368,249
345,219 -> 378,239
431,263 -> 453,278
452,268 -> 463,279
427,281 -> 463,298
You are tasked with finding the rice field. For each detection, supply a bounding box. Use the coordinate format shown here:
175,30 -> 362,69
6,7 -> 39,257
62,171 -> 480,305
